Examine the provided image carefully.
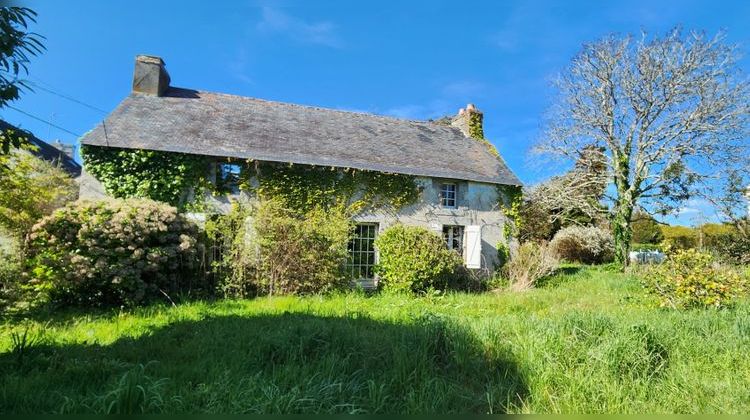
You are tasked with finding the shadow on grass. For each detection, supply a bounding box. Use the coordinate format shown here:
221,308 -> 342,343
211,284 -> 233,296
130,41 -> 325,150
536,265 -> 585,288
0,313 -> 527,414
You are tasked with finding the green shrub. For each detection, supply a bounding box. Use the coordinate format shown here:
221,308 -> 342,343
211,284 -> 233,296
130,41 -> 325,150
24,198 -> 206,307
374,224 -> 462,293
660,225 -> 697,250
253,199 -> 352,295
712,231 -> 750,266
205,200 -> 257,298
642,249 -> 748,309
505,241 -> 559,291
0,151 -> 77,241
0,250 -> 22,311
549,226 -> 614,264
631,212 -> 664,245
631,243 -> 664,252
496,241 -> 510,271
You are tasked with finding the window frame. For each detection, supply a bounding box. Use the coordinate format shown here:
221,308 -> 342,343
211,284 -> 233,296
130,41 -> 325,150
443,225 -> 465,256
216,161 -> 242,194
347,223 -> 379,280
440,182 -> 457,208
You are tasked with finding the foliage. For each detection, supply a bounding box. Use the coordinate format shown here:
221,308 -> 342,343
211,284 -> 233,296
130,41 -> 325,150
374,224 -> 462,293
631,212 -> 664,245
496,241 -> 509,271
0,151 -> 77,241
642,249 -> 747,309
713,231 -> 750,266
497,184 -> 523,240
0,7 -> 44,110
0,249 -> 22,311
204,200 -> 256,298
536,29 -> 750,266
550,226 -> 615,264
23,198 -> 206,307
253,198 -> 352,295
249,162 -> 419,215
660,225 -> 697,250
504,241 -> 559,291
516,196 -> 555,242
80,145 -> 212,208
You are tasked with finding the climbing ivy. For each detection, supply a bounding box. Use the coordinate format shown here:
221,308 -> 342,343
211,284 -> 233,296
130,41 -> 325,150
246,161 -> 419,215
81,146 -> 419,214
497,184 -> 523,240
81,145 -> 212,208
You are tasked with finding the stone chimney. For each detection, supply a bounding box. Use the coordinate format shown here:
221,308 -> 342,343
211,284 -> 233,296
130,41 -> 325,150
132,55 -> 170,96
53,140 -> 75,159
450,103 -> 484,139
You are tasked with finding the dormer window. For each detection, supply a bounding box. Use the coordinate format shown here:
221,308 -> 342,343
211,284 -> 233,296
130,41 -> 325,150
217,162 -> 242,194
440,183 -> 457,208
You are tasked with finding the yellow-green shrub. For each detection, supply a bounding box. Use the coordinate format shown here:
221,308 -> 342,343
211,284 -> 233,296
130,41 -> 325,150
252,199 -> 352,295
374,224 -> 462,293
643,249 -> 747,309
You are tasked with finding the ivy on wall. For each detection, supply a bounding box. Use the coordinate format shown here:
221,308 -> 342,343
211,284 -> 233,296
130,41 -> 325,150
497,184 -> 523,240
81,145 -> 212,208
247,161 -> 419,215
81,146 -> 419,214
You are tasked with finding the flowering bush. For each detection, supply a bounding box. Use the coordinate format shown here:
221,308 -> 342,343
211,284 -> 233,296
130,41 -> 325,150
24,198 -> 206,307
643,249 -> 747,309
374,224 -> 463,293
549,226 -> 614,264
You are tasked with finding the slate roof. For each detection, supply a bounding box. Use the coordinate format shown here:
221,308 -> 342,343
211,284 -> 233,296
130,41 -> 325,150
80,87 -> 521,186
0,120 -> 82,177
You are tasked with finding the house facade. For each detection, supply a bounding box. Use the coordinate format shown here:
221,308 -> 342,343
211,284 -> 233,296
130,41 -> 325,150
79,55 -> 522,282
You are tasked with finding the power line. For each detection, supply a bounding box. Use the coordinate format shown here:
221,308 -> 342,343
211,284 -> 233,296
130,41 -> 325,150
27,79 -> 109,114
5,105 -> 82,137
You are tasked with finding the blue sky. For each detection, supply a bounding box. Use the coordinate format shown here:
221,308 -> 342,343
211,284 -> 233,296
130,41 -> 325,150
4,0 -> 750,224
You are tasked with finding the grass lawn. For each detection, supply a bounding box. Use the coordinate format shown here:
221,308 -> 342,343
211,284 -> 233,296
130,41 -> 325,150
1,266 -> 749,413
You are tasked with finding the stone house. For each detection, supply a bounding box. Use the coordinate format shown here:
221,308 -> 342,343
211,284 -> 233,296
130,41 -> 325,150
79,55 -> 522,283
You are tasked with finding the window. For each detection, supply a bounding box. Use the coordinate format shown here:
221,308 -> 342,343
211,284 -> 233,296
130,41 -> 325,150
217,162 -> 242,194
347,223 -> 378,279
440,183 -> 457,208
443,225 -> 464,255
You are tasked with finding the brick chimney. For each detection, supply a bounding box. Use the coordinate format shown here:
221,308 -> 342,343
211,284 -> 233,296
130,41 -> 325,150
450,103 -> 484,139
132,55 -> 170,96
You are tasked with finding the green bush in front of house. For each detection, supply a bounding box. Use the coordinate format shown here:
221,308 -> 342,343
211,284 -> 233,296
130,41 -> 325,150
23,198 -> 207,307
374,224 -> 463,293
642,248 -> 748,309
252,199 -> 353,295
206,198 -> 353,297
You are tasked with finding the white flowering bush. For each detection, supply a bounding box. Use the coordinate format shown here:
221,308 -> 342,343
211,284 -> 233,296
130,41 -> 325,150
24,198 -> 206,307
550,226 -> 615,264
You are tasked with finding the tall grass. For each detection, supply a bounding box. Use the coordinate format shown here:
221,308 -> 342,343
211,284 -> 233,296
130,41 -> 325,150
0,267 -> 748,413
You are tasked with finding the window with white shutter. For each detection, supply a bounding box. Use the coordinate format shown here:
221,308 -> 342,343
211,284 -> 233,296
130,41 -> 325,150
463,225 -> 482,269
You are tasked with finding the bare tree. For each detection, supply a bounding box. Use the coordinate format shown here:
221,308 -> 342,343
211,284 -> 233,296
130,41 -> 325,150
535,29 -> 750,266
525,146 -> 609,230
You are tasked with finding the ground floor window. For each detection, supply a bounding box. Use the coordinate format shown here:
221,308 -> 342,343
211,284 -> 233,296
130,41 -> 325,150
443,225 -> 464,255
347,223 -> 378,279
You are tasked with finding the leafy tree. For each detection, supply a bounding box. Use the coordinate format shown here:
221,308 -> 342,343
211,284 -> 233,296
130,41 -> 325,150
0,6 -> 44,154
0,151 -> 77,241
536,29 -> 750,266
631,211 -> 664,245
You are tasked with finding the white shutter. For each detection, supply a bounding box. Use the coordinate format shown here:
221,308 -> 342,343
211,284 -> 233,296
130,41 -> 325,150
464,225 -> 482,269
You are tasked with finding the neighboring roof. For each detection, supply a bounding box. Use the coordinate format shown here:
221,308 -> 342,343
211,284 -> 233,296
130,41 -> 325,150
0,120 -> 82,177
80,87 -> 522,186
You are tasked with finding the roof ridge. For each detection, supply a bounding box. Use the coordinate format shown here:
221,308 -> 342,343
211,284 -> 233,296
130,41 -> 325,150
166,86 -> 459,129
